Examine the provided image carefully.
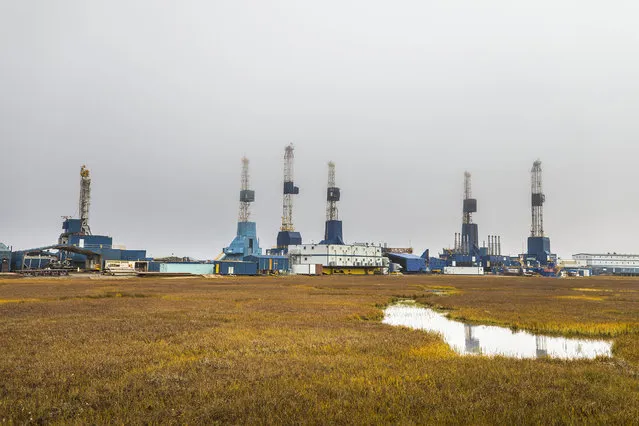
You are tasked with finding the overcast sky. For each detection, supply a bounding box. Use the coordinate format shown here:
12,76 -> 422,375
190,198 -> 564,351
1,1 -> 638,259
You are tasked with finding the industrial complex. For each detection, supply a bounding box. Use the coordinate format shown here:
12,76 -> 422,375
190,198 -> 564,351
1,150 -> 636,278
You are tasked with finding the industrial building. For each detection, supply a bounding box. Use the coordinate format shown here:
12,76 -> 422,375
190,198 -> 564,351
572,253 -> 639,276
288,243 -> 384,275
385,252 -> 427,274
11,166 -> 147,272
3,152 -> 621,279
216,261 -> 258,276
244,255 -> 289,275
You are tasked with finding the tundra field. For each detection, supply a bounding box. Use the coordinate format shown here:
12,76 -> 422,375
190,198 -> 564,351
1,275 -> 638,424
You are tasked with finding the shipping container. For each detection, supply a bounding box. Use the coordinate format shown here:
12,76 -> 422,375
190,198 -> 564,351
291,264 -> 322,275
244,255 -> 289,274
216,261 -> 258,276
443,266 -> 485,275
160,263 -> 215,275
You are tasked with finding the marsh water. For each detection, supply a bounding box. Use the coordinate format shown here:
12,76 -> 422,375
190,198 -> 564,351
383,303 -> 613,360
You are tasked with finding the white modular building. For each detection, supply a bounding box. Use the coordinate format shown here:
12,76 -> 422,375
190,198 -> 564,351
572,253 -> 639,275
443,266 -> 485,275
288,243 -> 386,274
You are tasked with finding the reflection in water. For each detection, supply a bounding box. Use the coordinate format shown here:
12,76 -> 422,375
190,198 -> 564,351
536,336 -> 548,358
383,303 -> 613,360
464,325 -> 480,354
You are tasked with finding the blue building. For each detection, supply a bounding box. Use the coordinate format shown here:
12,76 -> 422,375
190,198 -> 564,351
527,236 -> 554,265
385,253 -> 427,273
244,254 -> 289,274
223,221 -> 262,260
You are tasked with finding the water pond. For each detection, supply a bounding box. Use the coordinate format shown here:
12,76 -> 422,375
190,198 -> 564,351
383,302 -> 613,360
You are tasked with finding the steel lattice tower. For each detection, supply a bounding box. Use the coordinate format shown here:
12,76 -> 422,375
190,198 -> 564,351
238,157 -> 254,223
281,144 -> 298,232
320,161 -> 344,245
531,160 -> 545,237
463,171 -> 473,225
460,171 -> 478,255
223,156 -> 260,258
79,165 -> 92,235
326,162 -> 339,221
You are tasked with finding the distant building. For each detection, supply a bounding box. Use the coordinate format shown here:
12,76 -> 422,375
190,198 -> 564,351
572,253 -> 639,276
288,243 -> 385,275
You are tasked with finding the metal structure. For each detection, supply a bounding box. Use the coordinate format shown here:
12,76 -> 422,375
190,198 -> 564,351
238,157 -> 254,223
527,160 -> 553,265
223,157 -> 261,259
487,235 -> 502,256
326,162 -> 339,221
281,144 -> 297,232
79,165 -> 92,235
531,160 -> 545,237
320,161 -> 344,245
460,171 -> 479,256
276,144 -> 302,250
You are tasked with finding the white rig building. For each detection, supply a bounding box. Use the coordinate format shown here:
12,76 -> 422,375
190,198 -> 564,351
288,243 -> 386,275
572,253 -> 639,276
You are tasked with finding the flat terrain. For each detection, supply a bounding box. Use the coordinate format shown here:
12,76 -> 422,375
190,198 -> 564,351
1,275 -> 638,424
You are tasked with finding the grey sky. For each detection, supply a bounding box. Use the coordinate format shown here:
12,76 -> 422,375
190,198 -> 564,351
1,1 -> 638,259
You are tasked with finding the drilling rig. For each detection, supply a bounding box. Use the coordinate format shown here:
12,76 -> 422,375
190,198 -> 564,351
460,171 -> 479,256
531,160 -> 545,238
526,160 -> 553,265
223,157 -> 261,259
320,161 -> 344,245
79,165 -> 92,236
276,144 -> 302,251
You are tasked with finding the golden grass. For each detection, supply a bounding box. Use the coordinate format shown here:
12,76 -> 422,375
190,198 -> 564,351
0,275 -> 638,424
0,298 -> 42,304
556,295 -> 605,301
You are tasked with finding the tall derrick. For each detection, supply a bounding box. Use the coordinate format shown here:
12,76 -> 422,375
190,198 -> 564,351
527,159 -> 552,265
531,160 -> 545,237
276,144 -> 302,250
460,171 -> 478,256
326,162 -> 339,221
320,161 -> 344,245
238,157 -> 254,223
223,157 -> 261,258
79,165 -> 92,235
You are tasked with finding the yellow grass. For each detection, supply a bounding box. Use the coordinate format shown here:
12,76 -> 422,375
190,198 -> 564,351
0,275 -> 638,424
0,298 -> 42,304
557,295 -> 605,301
